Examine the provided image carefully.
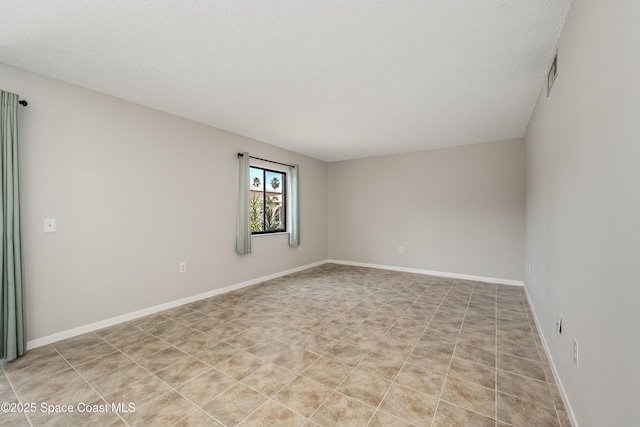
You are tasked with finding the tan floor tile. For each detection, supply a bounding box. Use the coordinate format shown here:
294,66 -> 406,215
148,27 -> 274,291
368,410 -> 415,427
557,410 -> 572,427
53,333 -> 104,357
14,368 -> 97,404
224,328 -> 268,350
374,335 -> 415,359
433,400 -> 495,427
457,330 -> 496,350
174,333 -> 220,355
90,362 -> 150,396
498,338 -> 540,361
239,400 -> 306,427
208,323 -> 247,341
246,339 -> 289,360
5,354 -> 70,388
355,351 -> 404,381
550,383 -> 567,411
454,343 -> 496,368
294,332 -> 339,353
441,377 -> 495,419
105,374 -> 171,407
155,356 -> 212,387
61,341 -> 117,366
497,328 -> 537,346
242,362 -> 297,396
175,369 -> 236,406
311,392 -> 376,427
201,382 -> 267,426
1,345 -> 59,373
75,351 -> 133,380
129,313 -> 170,330
105,328 -> 154,349
302,356 -> 352,388
216,351 -> 266,380
194,342 -> 241,366
379,383 -> 438,427
174,409 -> 223,426
323,342 -> 368,367
137,347 -> 189,372
336,368 -> 391,407
274,376 -> 332,417
497,392 -> 561,427
272,345 -> 319,373
394,362 -> 446,397
406,347 -> 452,375
122,390 -> 197,427
0,412 -> 30,427
95,322 -> 141,341
118,336 -> 170,360
497,353 -> 546,382
415,334 -> 457,353
448,356 -> 496,389
157,327 -> 201,346
497,369 -> 555,409
47,406 -> 128,427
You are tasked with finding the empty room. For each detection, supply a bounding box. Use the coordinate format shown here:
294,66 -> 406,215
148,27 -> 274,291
1,1 -> 637,426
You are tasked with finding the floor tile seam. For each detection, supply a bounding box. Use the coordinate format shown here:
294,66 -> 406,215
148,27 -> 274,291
368,284 -> 456,427
308,387 -> 378,427
174,367 -> 245,416
491,347 -> 542,364
304,287 -> 404,427
438,398 -> 499,423
52,332 -> 109,359
61,347 -> 140,427
494,388 -> 557,413
8,346 -> 76,396
2,363 -> 35,427
432,304 -> 497,426
235,395 -> 309,427
163,406 -> 202,427
364,407 -> 420,427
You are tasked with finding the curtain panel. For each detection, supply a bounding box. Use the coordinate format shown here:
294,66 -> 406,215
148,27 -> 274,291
0,90 -> 26,361
236,152 -> 251,255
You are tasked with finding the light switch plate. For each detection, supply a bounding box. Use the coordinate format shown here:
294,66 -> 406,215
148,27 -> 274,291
44,218 -> 56,233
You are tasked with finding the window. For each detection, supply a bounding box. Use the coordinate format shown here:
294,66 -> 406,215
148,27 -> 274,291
249,166 -> 286,234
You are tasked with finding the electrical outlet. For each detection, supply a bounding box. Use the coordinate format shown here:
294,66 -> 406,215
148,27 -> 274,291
556,315 -> 563,334
179,262 -> 187,273
398,246 -> 404,254
573,339 -> 579,366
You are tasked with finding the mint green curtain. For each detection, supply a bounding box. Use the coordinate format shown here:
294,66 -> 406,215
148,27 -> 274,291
289,164 -> 300,247
236,152 -> 251,255
0,90 -> 26,361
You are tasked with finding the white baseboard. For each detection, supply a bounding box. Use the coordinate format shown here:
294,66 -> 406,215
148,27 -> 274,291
26,260 -> 327,350
522,286 -> 579,427
326,259 -> 524,286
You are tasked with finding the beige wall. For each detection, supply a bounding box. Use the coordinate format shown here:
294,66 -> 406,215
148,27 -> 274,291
328,139 -> 525,281
525,1 -> 640,425
0,63 -> 328,342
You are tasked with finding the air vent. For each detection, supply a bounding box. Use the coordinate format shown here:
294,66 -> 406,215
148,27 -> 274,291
547,52 -> 558,97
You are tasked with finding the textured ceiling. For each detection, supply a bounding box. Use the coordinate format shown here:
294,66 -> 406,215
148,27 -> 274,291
0,1 -> 570,162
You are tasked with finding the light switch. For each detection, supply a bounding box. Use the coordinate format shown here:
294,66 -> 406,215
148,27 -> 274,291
44,218 -> 56,233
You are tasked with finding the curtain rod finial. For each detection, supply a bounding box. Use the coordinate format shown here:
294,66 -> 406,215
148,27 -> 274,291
18,100 -> 28,107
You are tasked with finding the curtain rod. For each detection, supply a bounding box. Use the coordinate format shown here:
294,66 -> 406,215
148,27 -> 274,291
19,100 -> 28,107
237,153 -> 295,168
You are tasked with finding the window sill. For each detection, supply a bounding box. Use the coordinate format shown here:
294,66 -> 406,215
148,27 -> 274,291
251,232 -> 289,238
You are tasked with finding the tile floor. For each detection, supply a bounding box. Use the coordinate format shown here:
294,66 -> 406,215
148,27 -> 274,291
1,264 -> 572,426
